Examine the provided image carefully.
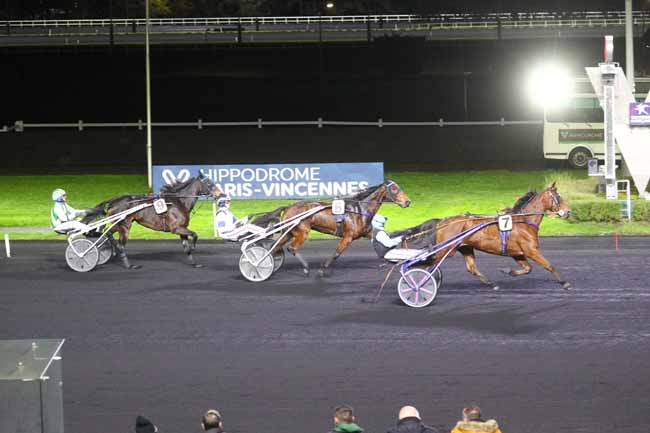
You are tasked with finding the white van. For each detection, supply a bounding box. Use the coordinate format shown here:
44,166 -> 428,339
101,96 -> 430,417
543,122 -> 621,168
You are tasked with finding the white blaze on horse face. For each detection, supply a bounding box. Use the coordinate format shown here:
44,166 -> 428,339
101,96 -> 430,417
558,209 -> 567,218
162,169 -> 191,185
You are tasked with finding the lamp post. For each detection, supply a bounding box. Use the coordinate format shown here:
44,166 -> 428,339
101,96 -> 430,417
109,0 -> 114,45
318,2 -> 334,116
318,1 -> 334,43
625,0 -> 635,93
462,72 -> 471,121
145,0 -> 153,189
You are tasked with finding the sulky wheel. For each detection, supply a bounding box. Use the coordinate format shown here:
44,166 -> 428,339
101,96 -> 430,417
432,267 -> 443,288
258,240 -> 285,273
397,268 -> 439,308
65,238 -> 100,272
271,248 -> 285,273
97,239 -> 115,265
239,245 -> 275,282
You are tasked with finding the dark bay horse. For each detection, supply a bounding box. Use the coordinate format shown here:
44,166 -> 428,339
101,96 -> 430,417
94,173 -> 222,269
399,183 -> 572,290
255,179 -> 411,276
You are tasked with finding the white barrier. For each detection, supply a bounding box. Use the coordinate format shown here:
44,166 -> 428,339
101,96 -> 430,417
4,234 -> 10,258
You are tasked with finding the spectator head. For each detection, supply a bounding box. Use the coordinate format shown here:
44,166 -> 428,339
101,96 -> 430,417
398,406 -> 421,421
135,416 -> 157,433
333,404 -> 355,425
201,409 -> 224,432
462,406 -> 482,422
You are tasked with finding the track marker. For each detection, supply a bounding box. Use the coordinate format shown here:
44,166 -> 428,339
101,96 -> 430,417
4,233 -> 10,258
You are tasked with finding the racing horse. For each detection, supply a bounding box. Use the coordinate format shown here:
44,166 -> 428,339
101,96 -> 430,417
93,173 -> 222,269
256,179 -> 411,276
398,183 -> 572,290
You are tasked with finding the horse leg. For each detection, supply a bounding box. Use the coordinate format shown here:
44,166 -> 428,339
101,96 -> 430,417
318,235 -> 353,277
287,228 -> 310,276
174,227 -> 202,268
526,248 -> 572,290
115,222 -> 140,270
500,255 -> 532,277
459,246 -> 499,290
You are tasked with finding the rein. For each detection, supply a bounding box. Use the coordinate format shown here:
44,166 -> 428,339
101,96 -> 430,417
403,211 -> 558,243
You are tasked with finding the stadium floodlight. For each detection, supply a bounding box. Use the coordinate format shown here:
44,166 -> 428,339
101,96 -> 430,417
325,2 -> 335,8
527,63 -> 573,109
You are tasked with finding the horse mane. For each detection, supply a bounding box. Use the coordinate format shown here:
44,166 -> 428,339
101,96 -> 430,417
160,176 -> 197,193
507,190 -> 538,213
347,182 -> 384,201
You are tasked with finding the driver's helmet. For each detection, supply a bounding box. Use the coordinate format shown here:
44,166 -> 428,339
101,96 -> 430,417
371,214 -> 387,230
216,193 -> 231,208
52,188 -> 67,202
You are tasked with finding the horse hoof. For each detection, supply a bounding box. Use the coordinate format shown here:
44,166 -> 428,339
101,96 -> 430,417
192,263 -> 204,268
302,269 -> 310,277
129,265 -> 142,270
562,282 -> 572,290
318,269 -> 327,278
492,285 -> 500,291
499,268 -> 511,275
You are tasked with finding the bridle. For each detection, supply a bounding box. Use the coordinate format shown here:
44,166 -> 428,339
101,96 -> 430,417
196,174 -> 222,199
382,180 -> 402,203
547,189 -> 562,212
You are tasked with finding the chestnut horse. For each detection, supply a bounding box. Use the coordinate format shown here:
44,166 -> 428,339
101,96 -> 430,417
256,179 -> 411,276
93,173 -> 222,269
401,183 -> 571,290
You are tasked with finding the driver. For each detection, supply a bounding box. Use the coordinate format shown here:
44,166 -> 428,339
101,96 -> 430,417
371,214 -> 404,258
214,193 -> 249,238
50,188 -> 92,234
372,214 -> 424,262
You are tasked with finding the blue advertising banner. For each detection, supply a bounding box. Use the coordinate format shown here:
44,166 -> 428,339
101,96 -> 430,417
629,102 -> 650,126
153,163 -> 384,199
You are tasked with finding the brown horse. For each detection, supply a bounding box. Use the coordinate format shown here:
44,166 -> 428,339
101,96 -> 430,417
93,173 -> 222,269
402,183 -> 571,290
256,179 -> 411,276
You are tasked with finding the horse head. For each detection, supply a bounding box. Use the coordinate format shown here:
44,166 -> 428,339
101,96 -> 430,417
542,182 -> 571,218
383,179 -> 411,208
196,172 -> 223,197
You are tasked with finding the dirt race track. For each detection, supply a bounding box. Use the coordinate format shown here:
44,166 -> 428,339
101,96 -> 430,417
1,238 -> 650,433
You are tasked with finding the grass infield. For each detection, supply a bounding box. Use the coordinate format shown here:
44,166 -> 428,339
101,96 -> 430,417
1,170 -> 648,239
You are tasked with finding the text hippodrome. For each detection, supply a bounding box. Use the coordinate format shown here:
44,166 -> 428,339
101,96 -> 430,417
218,181 -> 370,198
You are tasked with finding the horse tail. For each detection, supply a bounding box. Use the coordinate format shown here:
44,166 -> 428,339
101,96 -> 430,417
250,205 -> 288,228
393,218 -> 439,249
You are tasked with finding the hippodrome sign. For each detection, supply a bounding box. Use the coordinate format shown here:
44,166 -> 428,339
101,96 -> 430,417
153,163 -> 384,199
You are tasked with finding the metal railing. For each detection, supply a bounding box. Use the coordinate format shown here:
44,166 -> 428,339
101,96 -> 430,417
0,15 -> 414,28
2,10 -> 649,29
8,118 -> 543,132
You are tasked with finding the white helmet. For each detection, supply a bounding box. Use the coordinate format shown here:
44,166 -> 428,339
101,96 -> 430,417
216,193 -> 231,207
371,214 -> 387,230
52,188 -> 67,202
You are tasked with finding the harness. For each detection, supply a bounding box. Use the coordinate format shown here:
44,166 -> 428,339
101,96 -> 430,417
399,212 -> 547,257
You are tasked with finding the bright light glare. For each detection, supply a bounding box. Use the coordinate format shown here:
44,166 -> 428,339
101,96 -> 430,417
527,64 -> 573,108
325,2 -> 335,8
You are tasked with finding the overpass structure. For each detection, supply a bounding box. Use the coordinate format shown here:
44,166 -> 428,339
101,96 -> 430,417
1,10 -> 650,47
